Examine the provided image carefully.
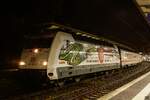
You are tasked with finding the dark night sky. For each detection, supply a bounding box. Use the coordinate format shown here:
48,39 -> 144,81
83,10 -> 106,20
0,1 -> 31,67
0,0 -> 150,68
0,0 -> 59,68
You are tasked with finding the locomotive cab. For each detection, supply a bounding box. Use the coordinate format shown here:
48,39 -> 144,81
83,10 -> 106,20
18,32 -> 56,71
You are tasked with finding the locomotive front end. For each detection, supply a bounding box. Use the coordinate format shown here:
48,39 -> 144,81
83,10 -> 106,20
19,48 -> 49,69
19,34 -> 54,70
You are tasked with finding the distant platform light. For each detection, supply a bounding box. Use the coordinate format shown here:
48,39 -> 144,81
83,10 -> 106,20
47,25 -> 59,29
82,34 -> 87,36
76,32 -> 82,35
87,35 -> 91,38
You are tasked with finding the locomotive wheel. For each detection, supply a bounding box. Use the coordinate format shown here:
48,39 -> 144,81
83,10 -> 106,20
75,77 -> 80,82
56,81 -> 64,87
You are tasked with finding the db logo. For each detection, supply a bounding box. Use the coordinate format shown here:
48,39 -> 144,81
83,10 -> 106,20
98,48 -> 104,63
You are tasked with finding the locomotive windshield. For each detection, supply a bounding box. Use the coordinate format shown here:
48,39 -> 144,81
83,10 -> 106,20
19,34 -> 55,69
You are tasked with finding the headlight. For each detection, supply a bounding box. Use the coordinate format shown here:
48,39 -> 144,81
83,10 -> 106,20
42,61 -> 47,66
34,49 -> 39,53
19,61 -> 26,66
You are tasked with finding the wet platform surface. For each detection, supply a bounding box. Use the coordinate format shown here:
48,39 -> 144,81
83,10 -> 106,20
99,71 -> 150,100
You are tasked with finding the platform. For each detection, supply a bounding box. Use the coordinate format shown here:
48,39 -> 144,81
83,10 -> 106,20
98,71 -> 150,100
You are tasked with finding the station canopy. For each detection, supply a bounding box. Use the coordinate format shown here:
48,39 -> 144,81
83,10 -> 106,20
24,0 -> 150,53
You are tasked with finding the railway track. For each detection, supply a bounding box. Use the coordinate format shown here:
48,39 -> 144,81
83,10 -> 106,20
5,62 -> 150,100
50,62 -> 150,100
